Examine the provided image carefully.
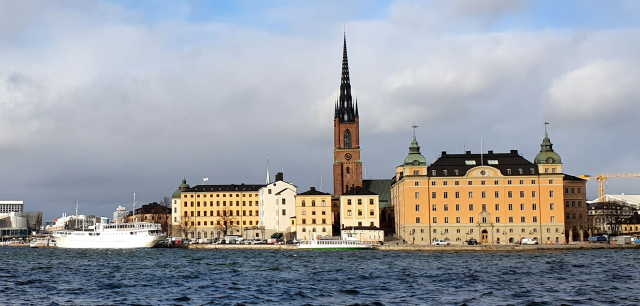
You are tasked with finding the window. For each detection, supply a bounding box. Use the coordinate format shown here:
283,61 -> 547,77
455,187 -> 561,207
445,217 -> 449,224
550,190 -> 554,197
413,170 -> 419,175
302,200 -> 306,207
550,203 -> 555,210
455,181 -> 460,185
565,201 -> 569,208
312,219 -> 317,224
344,129 -> 352,149
456,217 -> 461,223
507,169 -> 512,175
444,204 -> 449,211
509,216 -> 513,223
415,192 -> 420,199
482,204 -> 487,211
415,204 -> 420,212
495,204 -> 500,211
481,181 -> 486,185
443,170 -> 448,176
549,180 -> 554,184
552,168 -> 557,173
521,216 -> 526,223
347,199 -> 351,205
469,192 -> 473,199
495,191 -> 499,198
469,204 -> 474,211
578,188 -> 582,193
520,191 -> 525,198
455,204 -> 460,211
482,217 -> 487,223
465,160 -> 476,165
488,160 -> 498,165
532,180 -> 536,184
482,191 -> 486,199
444,192 -> 448,199
322,200 -> 326,207
520,180 -> 524,185
443,181 -> 448,186
268,189 -> 272,194
347,210 -> 351,216
432,170 -> 436,176
533,216 -> 538,223
520,203 -> 525,211
579,213 -> 583,219
532,191 -> 537,198
357,199 -> 362,205
578,201 -> 582,207
431,181 -> 436,186
468,181 -> 473,186
358,210 -> 362,216
433,217 -> 437,224
432,204 -> 437,212
496,217 -> 501,223
282,209 -> 286,215
571,201 -> 575,207
564,188 -> 569,193
469,217 -> 474,223
415,181 -> 420,186
312,200 -> 316,206
370,209 -> 374,216
455,192 -> 460,199
508,191 -> 513,198
432,192 -> 436,199
518,169 -> 523,175
416,217 -> 421,224
454,170 -> 459,175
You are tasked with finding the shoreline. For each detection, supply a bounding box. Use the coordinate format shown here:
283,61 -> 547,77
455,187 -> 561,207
187,243 -> 640,252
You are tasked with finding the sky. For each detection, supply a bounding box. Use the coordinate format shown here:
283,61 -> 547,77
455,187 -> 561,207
1,0 -> 639,220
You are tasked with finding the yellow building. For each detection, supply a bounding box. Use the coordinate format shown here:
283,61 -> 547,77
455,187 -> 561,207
391,132 -> 582,245
177,183 -> 265,240
338,186 -> 384,241
295,187 -> 332,240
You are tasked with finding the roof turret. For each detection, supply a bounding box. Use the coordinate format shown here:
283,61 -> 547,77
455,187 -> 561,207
534,132 -> 562,164
404,136 -> 427,166
172,177 -> 190,199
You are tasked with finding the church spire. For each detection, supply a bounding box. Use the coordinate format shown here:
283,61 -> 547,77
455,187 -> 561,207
335,32 -> 356,122
265,157 -> 271,184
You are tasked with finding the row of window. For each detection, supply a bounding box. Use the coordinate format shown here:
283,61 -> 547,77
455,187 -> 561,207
184,201 -> 256,207
417,215 -> 555,224
411,227 -> 561,234
186,220 -> 254,226
429,168 -> 538,176
184,193 -> 257,198
346,209 -> 376,216
564,187 -> 583,194
183,210 -> 259,217
301,200 -> 326,207
421,190 -> 555,199
301,227 -> 328,232
300,218 -> 328,225
301,210 -> 326,215
417,179 -> 556,186
346,199 -> 375,205
566,213 -> 583,220
565,201 -> 584,208
418,203 -> 553,212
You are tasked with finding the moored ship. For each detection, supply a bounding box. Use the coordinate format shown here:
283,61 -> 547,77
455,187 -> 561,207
298,233 -> 373,250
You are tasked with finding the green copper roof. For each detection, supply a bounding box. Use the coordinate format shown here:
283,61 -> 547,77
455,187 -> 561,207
404,136 -> 427,166
172,177 -> 190,199
534,133 -> 562,164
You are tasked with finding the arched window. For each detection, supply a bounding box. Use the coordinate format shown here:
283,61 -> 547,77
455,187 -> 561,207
344,129 -> 352,149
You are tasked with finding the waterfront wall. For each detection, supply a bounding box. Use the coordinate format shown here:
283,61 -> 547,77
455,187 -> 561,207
187,243 -> 640,251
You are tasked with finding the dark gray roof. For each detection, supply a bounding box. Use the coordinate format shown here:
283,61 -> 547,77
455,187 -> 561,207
298,187 -> 331,196
363,179 -> 393,208
186,184 -> 265,192
343,186 -> 378,196
427,150 -> 538,177
563,174 -> 586,181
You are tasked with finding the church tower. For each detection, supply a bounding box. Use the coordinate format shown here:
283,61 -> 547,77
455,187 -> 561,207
333,33 -> 363,195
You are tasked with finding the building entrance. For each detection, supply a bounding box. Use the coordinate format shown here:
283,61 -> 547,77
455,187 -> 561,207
481,230 -> 489,244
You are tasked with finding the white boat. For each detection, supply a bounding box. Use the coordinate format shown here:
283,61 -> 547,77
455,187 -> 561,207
30,236 -> 57,248
52,193 -> 166,249
298,233 -> 373,250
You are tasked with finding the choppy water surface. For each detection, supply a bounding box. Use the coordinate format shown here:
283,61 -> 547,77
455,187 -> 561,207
1,247 -> 639,305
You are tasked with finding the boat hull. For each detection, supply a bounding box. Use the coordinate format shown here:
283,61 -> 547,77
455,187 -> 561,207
54,234 -> 165,249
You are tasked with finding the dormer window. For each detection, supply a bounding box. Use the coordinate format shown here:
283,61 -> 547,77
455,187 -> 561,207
465,160 -> 476,165
507,169 -> 512,175
443,170 -> 448,176
454,170 -> 459,175
518,168 -> 523,175
487,160 -> 498,165
431,170 -> 436,176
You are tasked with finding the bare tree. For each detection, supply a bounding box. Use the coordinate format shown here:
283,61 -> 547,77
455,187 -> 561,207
213,207 -> 238,238
150,205 -> 170,235
179,216 -> 195,239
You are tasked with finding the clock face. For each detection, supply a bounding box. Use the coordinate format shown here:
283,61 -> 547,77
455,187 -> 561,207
345,153 -> 353,160
547,157 -> 554,163
480,170 -> 486,176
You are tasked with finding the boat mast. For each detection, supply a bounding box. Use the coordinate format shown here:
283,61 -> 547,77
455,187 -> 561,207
133,192 -> 138,223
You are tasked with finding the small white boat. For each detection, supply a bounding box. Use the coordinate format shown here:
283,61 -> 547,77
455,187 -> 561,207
298,233 -> 373,250
30,237 -> 56,248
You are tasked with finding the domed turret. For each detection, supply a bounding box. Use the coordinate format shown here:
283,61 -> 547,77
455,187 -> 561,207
172,177 -> 190,199
534,132 -> 562,164
404,136 -> 427,166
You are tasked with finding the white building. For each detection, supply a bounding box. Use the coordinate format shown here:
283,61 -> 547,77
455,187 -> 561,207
589,194 -> 640,209
0,201 -> 24,214
259,172 -> 297,237
113,206 -> 129,223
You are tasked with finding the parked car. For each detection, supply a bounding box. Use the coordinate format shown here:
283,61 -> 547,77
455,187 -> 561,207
466,239 -> 479,245
432,239 -> 450,245
520,238 -> 538,245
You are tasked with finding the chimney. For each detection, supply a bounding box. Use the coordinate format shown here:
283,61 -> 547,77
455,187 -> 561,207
441,151 -> 447,156
510,150 -> 518,155
276,172 -> 284,182
310,187 -> 316,191
466,151 -> 471,155
488,150 -> 493,155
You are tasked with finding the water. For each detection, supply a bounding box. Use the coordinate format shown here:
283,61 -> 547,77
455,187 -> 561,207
1,247 -> 639,305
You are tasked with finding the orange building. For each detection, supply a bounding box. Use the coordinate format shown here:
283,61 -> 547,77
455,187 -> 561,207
391,132 -> 583,245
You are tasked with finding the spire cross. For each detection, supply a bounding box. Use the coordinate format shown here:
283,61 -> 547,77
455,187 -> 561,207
543,118 -> 550,135
411,123 -> 419,136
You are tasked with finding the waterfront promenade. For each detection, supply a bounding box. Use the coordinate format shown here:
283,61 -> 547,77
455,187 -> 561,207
188,242 -> 640,252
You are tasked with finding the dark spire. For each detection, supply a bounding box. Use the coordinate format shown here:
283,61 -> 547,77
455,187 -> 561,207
355,98 -> 359,117
335,32 -> 356,122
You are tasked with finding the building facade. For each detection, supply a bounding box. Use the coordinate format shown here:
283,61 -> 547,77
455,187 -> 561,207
177,183 -> 265,240
0,201 -> 24,214
339,186 -> 383,241
333,34 -> 363,196
562,175 -> 588,241
259,172 -> 297,237
170,178 -> 190,235
391,132 -> 579,245
295,187 -> 332,240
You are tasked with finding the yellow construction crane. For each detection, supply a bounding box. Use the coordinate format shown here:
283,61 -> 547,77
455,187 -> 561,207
579,173 -> 640,201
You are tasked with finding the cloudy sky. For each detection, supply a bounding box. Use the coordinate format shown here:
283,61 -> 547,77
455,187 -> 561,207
1,0 -> 639,220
